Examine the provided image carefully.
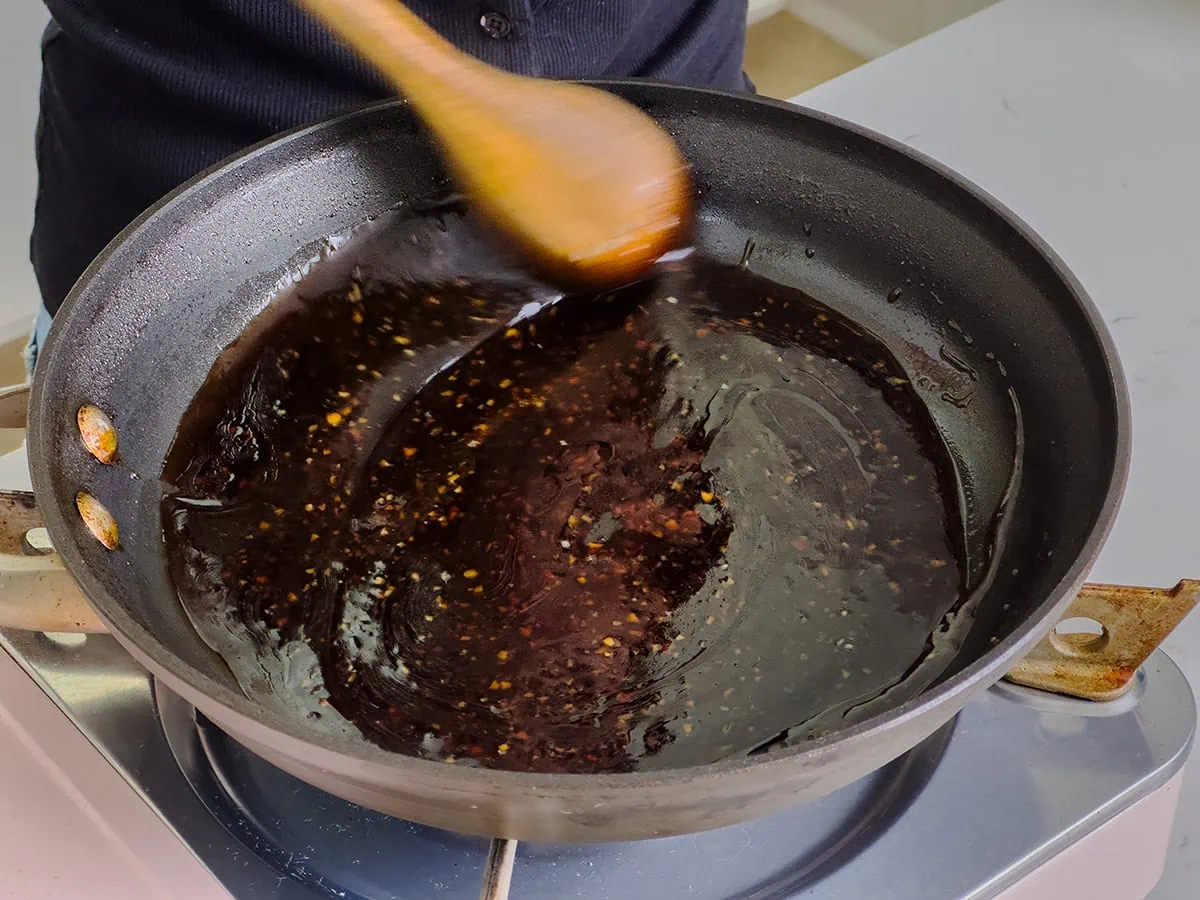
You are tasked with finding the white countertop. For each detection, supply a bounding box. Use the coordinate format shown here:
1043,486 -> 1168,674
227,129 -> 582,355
793,0 -> 1200,895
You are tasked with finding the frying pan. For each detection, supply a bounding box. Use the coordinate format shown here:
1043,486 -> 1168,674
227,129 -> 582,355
0,84 -> 1191,867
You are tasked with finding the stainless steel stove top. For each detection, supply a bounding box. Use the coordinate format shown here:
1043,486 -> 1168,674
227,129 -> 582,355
1,626 -> 1193,899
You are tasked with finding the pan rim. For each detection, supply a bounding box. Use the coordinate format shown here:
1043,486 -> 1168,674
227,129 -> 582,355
30,80 -> 1131,793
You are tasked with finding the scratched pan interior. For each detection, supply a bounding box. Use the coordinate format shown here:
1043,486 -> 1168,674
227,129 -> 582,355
29,82 -> 1125,840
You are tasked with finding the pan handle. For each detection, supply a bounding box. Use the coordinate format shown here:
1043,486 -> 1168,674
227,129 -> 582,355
0,383 -> 106,633
1005,580 -> 1199,700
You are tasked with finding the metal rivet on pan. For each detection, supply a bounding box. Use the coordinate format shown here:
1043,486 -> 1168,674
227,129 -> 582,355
77,405 -> 118,464
76,492 -> 119,550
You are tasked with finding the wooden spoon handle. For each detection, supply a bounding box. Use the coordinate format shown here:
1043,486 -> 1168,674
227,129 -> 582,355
296,0 -> 691,286
297,0 -> 477,91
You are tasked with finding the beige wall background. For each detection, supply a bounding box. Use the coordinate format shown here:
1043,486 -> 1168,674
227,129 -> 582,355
0,3 -> 49,346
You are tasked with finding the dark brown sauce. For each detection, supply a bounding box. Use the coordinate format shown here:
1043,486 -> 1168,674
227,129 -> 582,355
164,205 -> 968,774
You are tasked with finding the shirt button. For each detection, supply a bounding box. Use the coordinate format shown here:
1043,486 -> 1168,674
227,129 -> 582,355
479,11 -> 513,39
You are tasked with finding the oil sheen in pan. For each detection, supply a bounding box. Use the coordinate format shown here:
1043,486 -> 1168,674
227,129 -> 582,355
162,202 -> 1021,775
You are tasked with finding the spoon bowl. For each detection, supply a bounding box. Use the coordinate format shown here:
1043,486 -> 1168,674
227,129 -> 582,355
299,0 -> 693,286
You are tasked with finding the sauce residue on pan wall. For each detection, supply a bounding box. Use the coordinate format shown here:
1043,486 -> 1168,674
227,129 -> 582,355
163,205 -> 972,774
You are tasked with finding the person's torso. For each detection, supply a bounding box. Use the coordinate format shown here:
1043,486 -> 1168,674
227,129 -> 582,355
42,0 -> 749,140
32,0 -> 748,314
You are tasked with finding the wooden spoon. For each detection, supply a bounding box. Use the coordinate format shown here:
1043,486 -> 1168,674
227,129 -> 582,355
298,0 -> 693,286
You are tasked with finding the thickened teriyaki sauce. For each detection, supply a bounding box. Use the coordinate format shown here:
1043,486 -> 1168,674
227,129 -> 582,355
163,205 -> 969,774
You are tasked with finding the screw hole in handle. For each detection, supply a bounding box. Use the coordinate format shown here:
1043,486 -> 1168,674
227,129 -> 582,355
22,527 -> 54,556
1050,616 -> 1110,656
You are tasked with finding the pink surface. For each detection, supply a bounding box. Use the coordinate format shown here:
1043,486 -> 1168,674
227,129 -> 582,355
996,771 -> 1183,900
0,647 -> 228,899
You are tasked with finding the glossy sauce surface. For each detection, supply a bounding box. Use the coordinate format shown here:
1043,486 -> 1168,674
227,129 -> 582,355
164,207 -> 968,774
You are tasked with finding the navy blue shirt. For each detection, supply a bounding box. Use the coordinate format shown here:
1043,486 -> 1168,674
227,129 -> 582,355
32,1 -> 750,315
